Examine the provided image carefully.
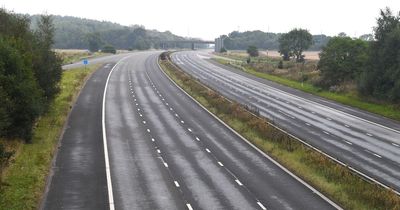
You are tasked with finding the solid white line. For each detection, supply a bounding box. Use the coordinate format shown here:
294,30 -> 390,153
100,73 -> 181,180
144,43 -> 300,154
257,201 -> 267,210
102,56 -> 131,210
186,203 -> 193,210
218,161 -> 224,167
174,181 -> 180,187
235,179 -> 243,186
205,148 -> 211,153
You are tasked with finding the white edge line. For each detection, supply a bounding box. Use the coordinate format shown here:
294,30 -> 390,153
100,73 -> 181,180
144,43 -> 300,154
186,203 -> 193,210
156,55 -> 344,209
102,56 -> 131,210
257,201 -> 267,210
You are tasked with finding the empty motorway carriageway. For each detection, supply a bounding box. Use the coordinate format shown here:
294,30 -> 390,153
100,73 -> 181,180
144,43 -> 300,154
171,50 -> 400,194
42,51 -> 341,210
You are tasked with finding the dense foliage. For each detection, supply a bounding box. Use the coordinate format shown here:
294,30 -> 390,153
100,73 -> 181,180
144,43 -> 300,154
359,8 -> 400,102
0,9 -> 62,141
317,8 -> 400,103
30,15 -> 188,50
222,30 -> 330,51
318,37 -> 369,88
279,29 -> 313,62
246,45 -> 259,57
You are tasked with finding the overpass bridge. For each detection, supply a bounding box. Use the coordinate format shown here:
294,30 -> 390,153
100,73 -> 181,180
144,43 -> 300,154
160,40 -> 215,50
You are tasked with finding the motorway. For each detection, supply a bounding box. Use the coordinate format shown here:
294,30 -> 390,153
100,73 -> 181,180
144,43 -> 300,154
42,51 -> 340,209
171,50 -> 400,193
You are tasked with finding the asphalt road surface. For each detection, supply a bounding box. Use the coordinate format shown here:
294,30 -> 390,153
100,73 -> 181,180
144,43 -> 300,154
171,50 -> 400,193
42,51 -> 340,210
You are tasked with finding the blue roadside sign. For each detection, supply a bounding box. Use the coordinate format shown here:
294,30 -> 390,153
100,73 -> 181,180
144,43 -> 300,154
83,59 -> 88,65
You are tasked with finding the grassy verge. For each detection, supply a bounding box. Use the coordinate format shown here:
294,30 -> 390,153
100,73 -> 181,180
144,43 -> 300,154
0,64 -> 101,210
55,49 -> 107,65
213,57 -> 400,121
159,52 -> 400,210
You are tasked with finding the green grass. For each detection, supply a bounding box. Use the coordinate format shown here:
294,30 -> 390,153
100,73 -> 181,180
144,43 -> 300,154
0,64 -> 101,210
160,54 -> 400,210
214,57 -> 400,121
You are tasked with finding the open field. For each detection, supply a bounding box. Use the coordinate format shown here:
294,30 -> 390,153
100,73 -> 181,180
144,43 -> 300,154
227,50 -> 320,60
0,64 -> 101,210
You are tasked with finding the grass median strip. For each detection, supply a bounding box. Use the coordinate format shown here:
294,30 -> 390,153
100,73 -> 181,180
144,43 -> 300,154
0,64 -> 101,210
159,52 -> 400,210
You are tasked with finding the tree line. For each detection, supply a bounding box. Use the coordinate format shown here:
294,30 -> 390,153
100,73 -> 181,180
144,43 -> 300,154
318,8 -> 400,102
0,9 -> 62,141
29,15 -> 191,51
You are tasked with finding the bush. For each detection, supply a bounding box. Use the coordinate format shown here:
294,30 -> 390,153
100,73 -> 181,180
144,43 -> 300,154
101,45 -> 116,54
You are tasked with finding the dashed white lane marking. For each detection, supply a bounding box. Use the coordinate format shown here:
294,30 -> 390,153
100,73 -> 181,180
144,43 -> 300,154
366,133 -> 373,137
139,114 -> 143,117
298,106 -> 302,109
147,129 -> 150,133
344,124 -> 350,128
218,161 -> 224,167
195,137 -> 200,141
311,111 -> 316,114
164,162 -> 169,168
175,114 -> 179,117
326,118 -> 332,121
344,140 -> 353,145
365,149 -> 382,158
205,148 -> 211,153
186,203 -> 193,210
235,179 -> 243,186
157,149 -> 161,154
392,142 -> 399,147
323,131 -> 330,135
181,120 -> 184,124
151,138 -> 155,142
137,108 -> 141,111
305,123 -> 311,126
170,108 -> 173,111
166,103 -> 169,106
257,201 -> 267,210
174,181 -> 180,187
188,128 -> 192,132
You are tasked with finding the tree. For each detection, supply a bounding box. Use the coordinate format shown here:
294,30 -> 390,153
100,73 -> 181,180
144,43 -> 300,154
247,45 -> 259,57
359,34 -> 374,41
359,8 -> 400,101
87,32 -> 102,52
288,29 -> 313,62
318,37 -> 369,88
278,33 -> 292,61
279,28 -> 313,62
338,32 -> 348,37
32,15 -> 63,103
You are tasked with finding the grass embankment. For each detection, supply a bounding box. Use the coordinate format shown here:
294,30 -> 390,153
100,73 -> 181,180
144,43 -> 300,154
213,56 -> 400,121
0,64 -> 101,210
159,53 -> 400,210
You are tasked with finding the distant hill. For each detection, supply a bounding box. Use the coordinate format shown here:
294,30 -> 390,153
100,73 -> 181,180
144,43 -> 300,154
29,15 -> 188,49
222,30 -> 331,51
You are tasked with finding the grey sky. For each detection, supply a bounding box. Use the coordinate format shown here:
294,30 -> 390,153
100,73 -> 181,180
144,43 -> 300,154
2,0 -> 400,40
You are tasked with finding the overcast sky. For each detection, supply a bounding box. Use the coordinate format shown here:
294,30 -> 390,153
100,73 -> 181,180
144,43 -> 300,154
2,0 -> 400,40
